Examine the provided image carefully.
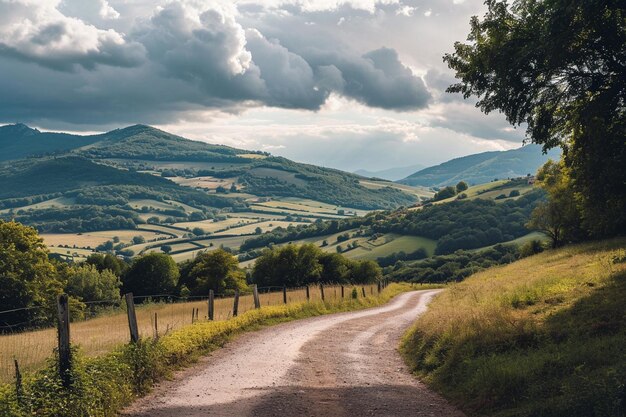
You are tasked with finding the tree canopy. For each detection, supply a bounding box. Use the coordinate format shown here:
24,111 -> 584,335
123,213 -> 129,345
122,253 -> 179,296
180,249 -> 247,295
252,244 -> 382,287
445,0 -> 626,237
0,221 -> 63,326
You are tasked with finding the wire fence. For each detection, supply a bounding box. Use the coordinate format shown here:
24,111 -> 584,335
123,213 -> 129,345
0,283 -> 381,384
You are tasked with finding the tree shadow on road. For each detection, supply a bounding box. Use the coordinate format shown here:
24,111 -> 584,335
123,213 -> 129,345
124,383 -> 465,417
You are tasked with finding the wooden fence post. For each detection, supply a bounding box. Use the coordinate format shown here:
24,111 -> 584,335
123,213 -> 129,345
320,284 -> 325,301
208,290 -> 215,320
233,289 -> 240,317
370,286 -> 373,295
362,287 -> 366,298
56,294 -> 71,388
124,293 -> 139,344
341,285 -> 344,298
253,285 -> 261,309
282,285 -> 287,304
377,281 -> 382,294
14,359 -> 23,405
305,285 -> 310,301
154,312 -> 159,339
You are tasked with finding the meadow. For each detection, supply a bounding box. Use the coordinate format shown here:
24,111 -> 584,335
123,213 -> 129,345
401,238 -> 626,417
0,284 -> 378,383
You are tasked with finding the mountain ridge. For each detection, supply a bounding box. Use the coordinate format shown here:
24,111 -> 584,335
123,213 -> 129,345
353,163 -> 425,181
0,123 -> 418,211
398,144 -> 560,187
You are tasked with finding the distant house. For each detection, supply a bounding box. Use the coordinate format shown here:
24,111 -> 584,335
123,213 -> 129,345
527,176 -> 536,185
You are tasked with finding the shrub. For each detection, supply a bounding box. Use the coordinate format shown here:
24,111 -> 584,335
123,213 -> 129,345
519,239 -> 545,257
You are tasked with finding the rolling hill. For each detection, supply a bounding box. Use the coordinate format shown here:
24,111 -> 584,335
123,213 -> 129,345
398,144 -> 560,187
0,124 -> 418,211
0,123 -> 103,161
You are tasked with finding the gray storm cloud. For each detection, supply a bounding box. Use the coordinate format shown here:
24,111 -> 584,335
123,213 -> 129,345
0,0 -> 432,126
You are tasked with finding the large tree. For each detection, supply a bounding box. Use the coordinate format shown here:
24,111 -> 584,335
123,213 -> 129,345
0,221 -> 63,326
527,161 -> 583,247
445,0 -> 626,237
122,253 -> 179,297
184,249 -> 247,295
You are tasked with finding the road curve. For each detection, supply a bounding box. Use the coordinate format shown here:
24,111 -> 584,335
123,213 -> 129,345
122,290 -> 465,417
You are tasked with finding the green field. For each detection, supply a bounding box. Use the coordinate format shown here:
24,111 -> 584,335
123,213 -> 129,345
42,229 -> 166,249
248,167 -> 308,187
0,197 -> 75,214
249,203 -> 347,219
359,180 -> 434,200
213,220 -> 300,236
349,235 -> 436,259
434,179 -> 535,204
172,217 -> 255,233
48,247 -> 96,261
470,231 -> 549,252
128,198 -> 201,213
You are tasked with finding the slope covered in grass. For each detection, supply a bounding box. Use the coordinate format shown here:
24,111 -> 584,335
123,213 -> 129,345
401,238 -> 626,417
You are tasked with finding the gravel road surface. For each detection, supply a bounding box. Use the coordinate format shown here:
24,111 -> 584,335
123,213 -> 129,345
122,290 -> 465,417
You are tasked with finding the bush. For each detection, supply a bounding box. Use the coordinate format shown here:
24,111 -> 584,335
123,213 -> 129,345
519,239 -> 545,257
433,186 -> 457,201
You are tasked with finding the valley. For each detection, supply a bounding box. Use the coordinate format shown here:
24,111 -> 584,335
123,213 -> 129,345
3,123 -> 554,271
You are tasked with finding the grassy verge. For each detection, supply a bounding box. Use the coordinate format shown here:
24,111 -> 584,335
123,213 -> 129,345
401,238 -> 626,417
0,283 -> 415,417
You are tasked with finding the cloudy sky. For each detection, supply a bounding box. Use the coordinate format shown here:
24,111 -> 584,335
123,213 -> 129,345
0,0 -> 526,172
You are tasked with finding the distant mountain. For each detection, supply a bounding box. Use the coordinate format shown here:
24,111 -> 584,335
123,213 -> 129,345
398,145 -> 560,187
0,123 -> 103,161
75,124 -> 251,162
0,123 -> 250,162
0,124 -> 417,211
354,163 -> 425,181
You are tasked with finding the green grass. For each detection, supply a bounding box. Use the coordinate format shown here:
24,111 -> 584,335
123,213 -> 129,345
319,233 -> 437,260
0,283 -> 413,417
359,180 -> 434,200
468,231 -> 549,253
401,238 -> 626,417
0,197 -> 75,214
434,179 -> 534,204
351,235 -> 436,259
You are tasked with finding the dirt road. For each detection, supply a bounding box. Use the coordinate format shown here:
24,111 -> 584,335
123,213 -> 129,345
122,290 -> 465,417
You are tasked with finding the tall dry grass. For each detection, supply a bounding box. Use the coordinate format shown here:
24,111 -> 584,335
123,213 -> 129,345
401,238 -> 626,417
0,284 -> 376,383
